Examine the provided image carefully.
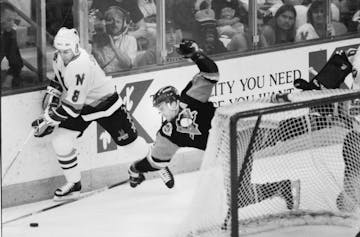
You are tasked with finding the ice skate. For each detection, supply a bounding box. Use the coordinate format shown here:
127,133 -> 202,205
158,167 -> 174,189
53,181 -> 81,202
128,165 -> 145,188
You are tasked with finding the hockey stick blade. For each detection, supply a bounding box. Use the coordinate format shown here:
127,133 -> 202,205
3,179 -> 129,224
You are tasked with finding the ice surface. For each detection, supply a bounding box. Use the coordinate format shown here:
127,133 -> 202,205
2,171 -> 358,237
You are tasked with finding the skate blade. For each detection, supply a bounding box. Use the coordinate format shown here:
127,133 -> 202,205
53,191 -> 80,202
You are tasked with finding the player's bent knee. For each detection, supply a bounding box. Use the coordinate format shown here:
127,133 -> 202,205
51,128 -> 79,156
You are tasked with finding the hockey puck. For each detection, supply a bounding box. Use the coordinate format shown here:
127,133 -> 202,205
29,222 -> 39,227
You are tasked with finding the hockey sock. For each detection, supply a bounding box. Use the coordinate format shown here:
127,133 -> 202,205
133,158 -> 159,173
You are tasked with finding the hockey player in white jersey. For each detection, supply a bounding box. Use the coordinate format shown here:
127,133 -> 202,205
31,27 -> 149,201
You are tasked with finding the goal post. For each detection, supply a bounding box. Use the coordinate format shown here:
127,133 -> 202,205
176,89 -> 360,237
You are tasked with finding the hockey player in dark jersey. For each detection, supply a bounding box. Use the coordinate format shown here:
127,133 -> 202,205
294,48 -> 360,211
128,40 -> 296,211
337,47 -> 360,211
128,39 -> 218,189
31,28 -> 150,201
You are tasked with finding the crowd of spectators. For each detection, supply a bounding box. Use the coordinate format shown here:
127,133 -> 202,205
84,0 -> 360,74
167,0 -> 360,54
2,0 -> 360,92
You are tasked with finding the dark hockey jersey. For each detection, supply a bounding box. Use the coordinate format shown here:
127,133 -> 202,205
151,53 -> 219,161
159,91 -> 215,149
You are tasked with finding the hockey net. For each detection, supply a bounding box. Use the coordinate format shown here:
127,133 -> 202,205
176,89 -> 360,237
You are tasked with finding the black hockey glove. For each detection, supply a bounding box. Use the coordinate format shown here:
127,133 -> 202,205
42,86 -> 61,110
176,39 -> 200,58
31,118 -> 55,137
293,78 -> 321,90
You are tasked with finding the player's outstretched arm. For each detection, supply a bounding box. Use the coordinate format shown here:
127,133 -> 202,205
176,39 -> 219,103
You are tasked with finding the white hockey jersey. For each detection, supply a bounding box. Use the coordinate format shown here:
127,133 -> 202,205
51,48 -> 122,121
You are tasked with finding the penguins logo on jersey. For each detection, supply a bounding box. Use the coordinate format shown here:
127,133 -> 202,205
162,122 -> 173,136
175,108 -> 201,140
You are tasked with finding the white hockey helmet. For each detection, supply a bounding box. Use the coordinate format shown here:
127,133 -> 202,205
53,27 -> 80,55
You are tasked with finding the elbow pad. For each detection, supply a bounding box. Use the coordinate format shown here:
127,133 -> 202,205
191,51 -> 219,74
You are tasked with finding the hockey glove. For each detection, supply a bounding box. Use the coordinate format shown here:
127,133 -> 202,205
31,118 -> 55,137
31,106 -> 63,137
176,39 -> 200,58
294,78 -> 321,90
42,85 -> 62,110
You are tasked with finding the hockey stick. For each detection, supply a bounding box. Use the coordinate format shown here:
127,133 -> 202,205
2,128 -> 35,180
2,179 -> 129,224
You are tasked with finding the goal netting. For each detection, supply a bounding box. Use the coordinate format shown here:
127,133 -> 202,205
176,89 -> 360,237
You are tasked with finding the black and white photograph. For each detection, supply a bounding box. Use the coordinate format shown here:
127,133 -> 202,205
1,0 -> 360,237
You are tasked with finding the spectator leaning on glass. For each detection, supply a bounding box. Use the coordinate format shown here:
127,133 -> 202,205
0,2 -> 23,90
92,6 -> 138,72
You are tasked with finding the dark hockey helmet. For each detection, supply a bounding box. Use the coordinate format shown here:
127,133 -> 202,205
152,86 -> 179,107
